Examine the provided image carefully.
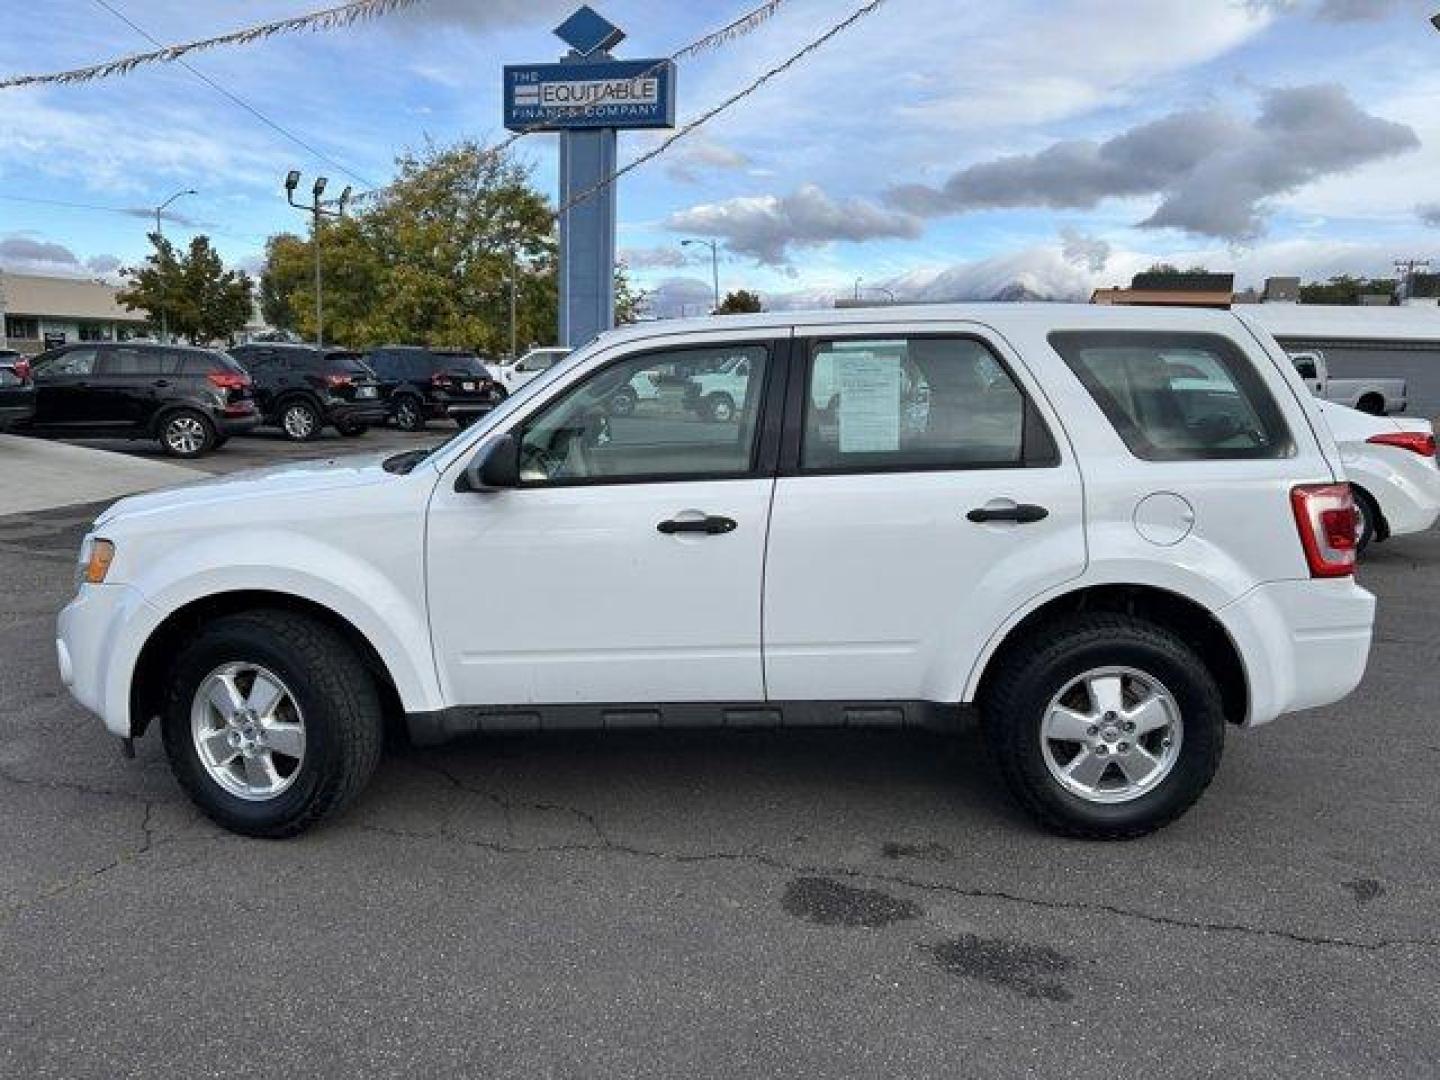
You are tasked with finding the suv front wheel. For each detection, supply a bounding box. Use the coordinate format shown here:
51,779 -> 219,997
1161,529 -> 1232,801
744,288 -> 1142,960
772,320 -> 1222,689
982,614 -> 1224,840
160,610 -> 384,837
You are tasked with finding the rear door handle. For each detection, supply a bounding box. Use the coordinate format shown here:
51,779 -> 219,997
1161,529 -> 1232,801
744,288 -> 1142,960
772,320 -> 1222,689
967,503 -> 1049,524
658,515 -> 738,536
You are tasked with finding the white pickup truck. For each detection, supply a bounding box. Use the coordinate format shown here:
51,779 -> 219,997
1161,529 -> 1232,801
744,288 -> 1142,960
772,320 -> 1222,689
1288,349 -> 1407,416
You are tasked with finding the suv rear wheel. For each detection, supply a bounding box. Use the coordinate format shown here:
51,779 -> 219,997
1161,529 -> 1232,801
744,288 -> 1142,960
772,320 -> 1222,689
160,610 -> 383,838
158,409 -> 216,459
982,614 -> 1224,840
280,399 -> 321,441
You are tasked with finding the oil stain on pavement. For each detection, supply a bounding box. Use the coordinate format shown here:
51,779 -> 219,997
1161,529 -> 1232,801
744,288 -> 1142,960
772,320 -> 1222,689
926,935 -> 1076,1002
782,876 -> 922,929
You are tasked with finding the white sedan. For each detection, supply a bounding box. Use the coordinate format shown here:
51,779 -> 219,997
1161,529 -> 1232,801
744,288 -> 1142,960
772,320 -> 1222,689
1317,398 -> 1440,552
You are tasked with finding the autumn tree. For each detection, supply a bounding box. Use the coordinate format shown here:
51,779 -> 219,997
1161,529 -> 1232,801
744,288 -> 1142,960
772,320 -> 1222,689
118,234 -> 253,344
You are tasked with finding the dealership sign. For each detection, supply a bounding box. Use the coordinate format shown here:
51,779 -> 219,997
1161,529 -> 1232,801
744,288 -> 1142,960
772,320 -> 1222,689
503,59 -> 676,131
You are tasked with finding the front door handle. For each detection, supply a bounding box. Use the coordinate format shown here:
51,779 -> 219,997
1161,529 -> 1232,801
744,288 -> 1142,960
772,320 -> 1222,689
658,515 -> 738,536
967,503 -> 1049,524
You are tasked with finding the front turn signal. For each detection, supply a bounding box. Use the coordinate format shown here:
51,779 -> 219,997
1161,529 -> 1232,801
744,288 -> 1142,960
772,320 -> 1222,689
84,539 -> 116,584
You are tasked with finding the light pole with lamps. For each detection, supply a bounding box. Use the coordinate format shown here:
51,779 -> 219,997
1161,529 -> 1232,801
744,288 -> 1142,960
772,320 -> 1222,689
681,238 -> 721,313
153,188 -> 195,344
285,171 -> 352,348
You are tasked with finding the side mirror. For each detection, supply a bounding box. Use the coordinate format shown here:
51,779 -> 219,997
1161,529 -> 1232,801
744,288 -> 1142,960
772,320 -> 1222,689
456,433 -> 520,493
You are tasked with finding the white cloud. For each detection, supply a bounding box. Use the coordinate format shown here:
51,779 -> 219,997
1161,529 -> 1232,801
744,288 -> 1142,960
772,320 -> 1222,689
665,184 -> 922,266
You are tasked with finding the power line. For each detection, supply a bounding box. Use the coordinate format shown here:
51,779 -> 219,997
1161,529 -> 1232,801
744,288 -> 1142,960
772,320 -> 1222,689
553,0 -> 889,221
0,193 -> 153,217
0,0 -> 426,90
91,0 -> 376,188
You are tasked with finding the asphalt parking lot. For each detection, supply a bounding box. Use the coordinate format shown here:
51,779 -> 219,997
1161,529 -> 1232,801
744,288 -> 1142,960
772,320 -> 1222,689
2,430 -> 1439,1078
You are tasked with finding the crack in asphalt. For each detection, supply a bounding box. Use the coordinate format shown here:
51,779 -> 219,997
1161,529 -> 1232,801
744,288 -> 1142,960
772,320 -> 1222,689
354,794 -> 1440,956
5,756 -> 1436,955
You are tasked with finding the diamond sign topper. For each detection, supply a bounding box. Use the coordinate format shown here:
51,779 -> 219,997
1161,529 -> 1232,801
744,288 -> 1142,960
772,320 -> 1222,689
554,5 -> 626,57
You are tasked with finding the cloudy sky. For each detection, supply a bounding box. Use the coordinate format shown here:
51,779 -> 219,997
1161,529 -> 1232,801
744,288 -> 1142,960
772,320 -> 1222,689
3,0 -> 1440,315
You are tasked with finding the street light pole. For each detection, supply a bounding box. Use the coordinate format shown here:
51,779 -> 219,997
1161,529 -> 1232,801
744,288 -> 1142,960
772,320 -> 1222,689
682,238 -> 721,313
285,172 -> 351,348
153,188 -> 195,344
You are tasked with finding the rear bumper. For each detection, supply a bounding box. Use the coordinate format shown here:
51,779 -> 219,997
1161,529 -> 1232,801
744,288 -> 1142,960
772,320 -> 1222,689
1217,578 -> 1376,727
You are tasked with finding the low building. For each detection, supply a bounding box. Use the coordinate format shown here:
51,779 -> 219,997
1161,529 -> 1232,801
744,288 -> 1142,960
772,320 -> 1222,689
1091,272 -> 1236,309
0,271 -> 149,355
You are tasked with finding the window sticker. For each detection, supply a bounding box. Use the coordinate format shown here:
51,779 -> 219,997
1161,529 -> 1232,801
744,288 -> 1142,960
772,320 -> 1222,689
835,351 -> 901,453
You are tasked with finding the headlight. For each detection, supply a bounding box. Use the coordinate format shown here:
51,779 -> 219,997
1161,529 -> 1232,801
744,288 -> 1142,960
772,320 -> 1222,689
78,538 -> 116,585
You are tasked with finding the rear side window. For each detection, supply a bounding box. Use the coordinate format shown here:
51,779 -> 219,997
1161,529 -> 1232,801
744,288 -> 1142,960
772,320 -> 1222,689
97,348 -> 178,376
801,336 -> 1054,472
1049,331 -> 1294,461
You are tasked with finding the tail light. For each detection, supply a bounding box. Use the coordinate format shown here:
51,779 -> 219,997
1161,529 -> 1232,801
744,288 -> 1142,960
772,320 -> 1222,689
1366,431 -> 1436,458
208,371 -> 251,391
1291,484 -> 1358,578
325,373 -> 353,388
13,359 -> 31,382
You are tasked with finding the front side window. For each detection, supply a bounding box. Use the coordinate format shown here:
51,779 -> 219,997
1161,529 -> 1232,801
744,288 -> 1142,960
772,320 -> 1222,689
517,344 -> 769,484
802,337 -> 1034,471
1050,331 -> 1293,461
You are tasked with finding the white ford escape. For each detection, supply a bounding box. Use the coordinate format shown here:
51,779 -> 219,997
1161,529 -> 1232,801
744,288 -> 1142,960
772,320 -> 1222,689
57,304 -> 1376,840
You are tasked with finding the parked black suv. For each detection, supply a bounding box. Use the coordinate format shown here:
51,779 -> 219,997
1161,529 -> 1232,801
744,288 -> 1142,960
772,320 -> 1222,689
0,349 -> 37,432
229,343 -> 386,441
20,343 -> 257,458
363,346 -> 502,430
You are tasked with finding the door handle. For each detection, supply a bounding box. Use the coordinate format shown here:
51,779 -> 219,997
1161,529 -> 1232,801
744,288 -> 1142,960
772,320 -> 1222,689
658,515 -> 738,536
967,503 -> 1050,524
154,379 -> 170,388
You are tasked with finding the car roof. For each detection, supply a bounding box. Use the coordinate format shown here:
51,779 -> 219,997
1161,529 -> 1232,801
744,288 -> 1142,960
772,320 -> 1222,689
589,302 -> 1252,350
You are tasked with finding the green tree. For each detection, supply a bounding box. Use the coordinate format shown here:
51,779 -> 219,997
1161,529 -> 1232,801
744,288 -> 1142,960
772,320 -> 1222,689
716,289 -> 763,314
118,234 -> 253,344
1298,275 -> 1398,305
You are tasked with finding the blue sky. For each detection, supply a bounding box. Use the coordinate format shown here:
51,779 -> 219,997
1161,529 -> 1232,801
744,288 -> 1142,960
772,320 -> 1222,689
3,0 -> 1440,314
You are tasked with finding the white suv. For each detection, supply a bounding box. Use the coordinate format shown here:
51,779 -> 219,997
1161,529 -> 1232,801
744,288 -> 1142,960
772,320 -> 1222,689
57,305 -> 1375,839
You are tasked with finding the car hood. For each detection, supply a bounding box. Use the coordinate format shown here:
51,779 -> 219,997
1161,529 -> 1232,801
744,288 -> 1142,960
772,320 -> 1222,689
94,450 -> 410,528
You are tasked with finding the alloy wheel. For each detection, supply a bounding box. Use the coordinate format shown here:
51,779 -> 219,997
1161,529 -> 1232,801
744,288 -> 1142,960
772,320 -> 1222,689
165,415 -> 206,456
283,405 -> 315,440
190,661 -> 307,801
1040,666 -> 1183,804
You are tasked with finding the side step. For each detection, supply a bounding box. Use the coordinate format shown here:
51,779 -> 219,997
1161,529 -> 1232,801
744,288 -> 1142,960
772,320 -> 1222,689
406,700 -> 963,745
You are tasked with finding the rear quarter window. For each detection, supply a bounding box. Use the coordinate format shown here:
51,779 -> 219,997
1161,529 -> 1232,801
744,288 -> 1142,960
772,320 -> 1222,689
1049,331 -> 1294,461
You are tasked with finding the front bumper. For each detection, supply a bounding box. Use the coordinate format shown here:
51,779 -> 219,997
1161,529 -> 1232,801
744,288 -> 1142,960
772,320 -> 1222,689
57,583 -> 165,737
327,400 -> 389,426
1217,578 -> 1376,726
219,412 -> 261,435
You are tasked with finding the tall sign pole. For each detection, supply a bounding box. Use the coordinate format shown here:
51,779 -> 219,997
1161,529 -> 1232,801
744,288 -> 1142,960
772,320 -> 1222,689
505,6 -> 677,348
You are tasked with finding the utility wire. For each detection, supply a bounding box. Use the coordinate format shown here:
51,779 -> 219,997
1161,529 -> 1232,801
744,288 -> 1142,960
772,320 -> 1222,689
91,0 -> 375,188
0,0 -> 425,90
552,0 -> 889,222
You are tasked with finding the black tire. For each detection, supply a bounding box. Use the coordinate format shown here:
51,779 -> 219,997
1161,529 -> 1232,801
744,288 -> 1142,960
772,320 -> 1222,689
336,422 -> 368,437
278,398 -> 322,442
160,610 -> 384,838
1352,486 -> 1380,554
981,613 -> 1225,840
1357,394 -> 1385,417
157,408 -> 217,459
704,392 -> 736,423
608,386 -> 638,417
393,396 -> 426,432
